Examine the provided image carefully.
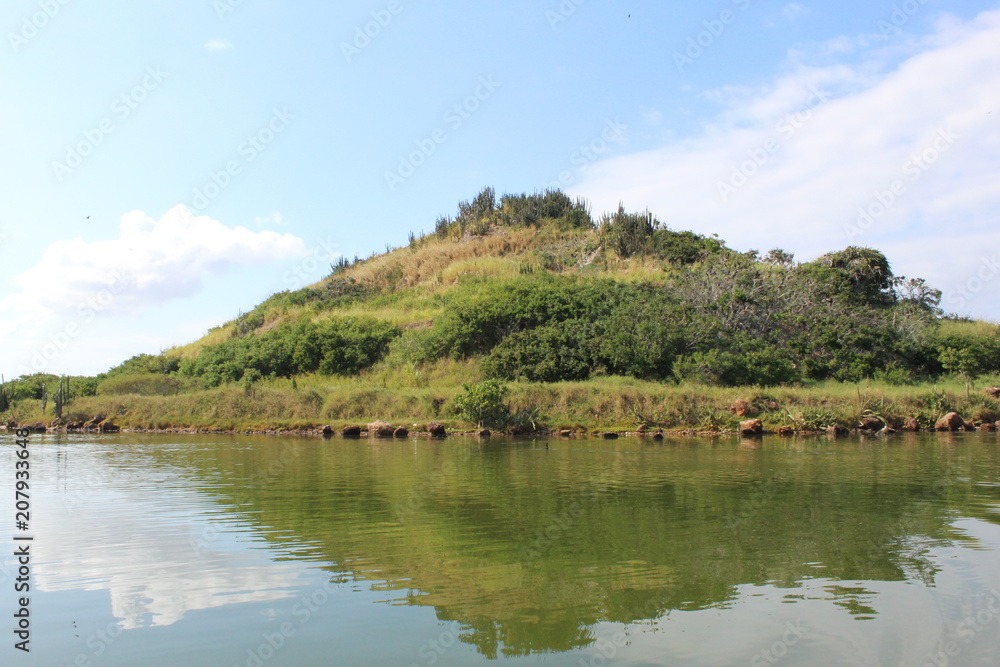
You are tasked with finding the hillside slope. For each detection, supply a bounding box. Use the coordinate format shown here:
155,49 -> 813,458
6,188 -> 1000,433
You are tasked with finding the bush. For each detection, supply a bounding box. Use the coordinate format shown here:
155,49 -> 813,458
482,321 -> 593,382
178,316 -> 401,385
454,379 -> 509,427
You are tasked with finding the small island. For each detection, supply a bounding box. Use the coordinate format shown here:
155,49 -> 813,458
3,188 -> 999,436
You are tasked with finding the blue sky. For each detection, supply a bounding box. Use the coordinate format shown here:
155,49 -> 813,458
2,0 -> 998,376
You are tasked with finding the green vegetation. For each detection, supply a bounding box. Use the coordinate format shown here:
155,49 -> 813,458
3,187 -> 999,432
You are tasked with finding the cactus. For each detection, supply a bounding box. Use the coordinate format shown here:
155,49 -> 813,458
0,375 -> 10,413
53,377 -> 67,420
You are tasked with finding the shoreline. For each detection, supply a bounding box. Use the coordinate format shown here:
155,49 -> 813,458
5,420 -> 998,440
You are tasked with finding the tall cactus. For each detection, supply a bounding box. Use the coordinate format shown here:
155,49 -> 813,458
0,375 -> 9,413
53,377 -> 67,420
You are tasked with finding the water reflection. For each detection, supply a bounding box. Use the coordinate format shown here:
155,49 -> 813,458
7,432 -> 1000,664
29,439 -> 310,629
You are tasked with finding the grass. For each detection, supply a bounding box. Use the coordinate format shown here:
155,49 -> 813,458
10,371 -> 999,434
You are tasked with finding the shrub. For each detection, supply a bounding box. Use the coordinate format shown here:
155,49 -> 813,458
454,379 -> 509,427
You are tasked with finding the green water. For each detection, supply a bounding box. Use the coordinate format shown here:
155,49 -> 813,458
3,432 -> 1000,666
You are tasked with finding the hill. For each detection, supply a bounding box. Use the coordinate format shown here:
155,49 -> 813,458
4,188 -> 1000,433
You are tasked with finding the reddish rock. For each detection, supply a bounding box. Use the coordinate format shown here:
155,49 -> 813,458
427,421 -> 447,437
558,429 -> 573,437
935,412 -> 965,432
986,387 -> 1000,398
367,421 -> 395,438
964,421 -> 978,432
393,426 -> 409,438
903,417 -> 921,432
341,425 -> 362,438
777,426 -> 795,437
827,424 -> 849,437
651,431 -> 665,441
478,428 -> 491,437
731,400 -> 753,418
979,423 -> 996,432
99,422 -> 120,433
740,419 -> 763,436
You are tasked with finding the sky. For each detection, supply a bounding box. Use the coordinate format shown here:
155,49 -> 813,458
1,0 -> 998,377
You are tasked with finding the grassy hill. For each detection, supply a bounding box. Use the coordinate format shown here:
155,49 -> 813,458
4,188 -> 1000,433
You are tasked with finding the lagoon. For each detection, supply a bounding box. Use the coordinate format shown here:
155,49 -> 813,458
3,431 -> 1000,666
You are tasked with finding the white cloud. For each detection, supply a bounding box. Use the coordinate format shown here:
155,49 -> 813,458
204,39 -> 233,51
572,8 -> 1000,322
0,206 -> 307,375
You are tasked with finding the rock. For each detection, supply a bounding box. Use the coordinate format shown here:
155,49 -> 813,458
341,425 -> 362,438
777,426 -> 795,437
50,418 -> 64,428
478,428 -> 491,437
827,424 -> 849,437
393,426 -> 409,438
986,387 -> 1000,398
66,422 -> 82,431
739,419 -> 763,437
903,417 -> 921,432
602,432 -> 619,439
878,426 -> 897,436
964,421 -> 978,432
765,401 -> 780,412
99,422 -> 120,433
427,421 -> 447,437
859,417 -> 883,431
651,431 -> 664,441
636,424 -> 648,434
367,421 -> 395,438
979,423 -> 996,432
322,425 -> 334,436
730,400 -> 753,417
935,412 -> 965,432
558,429 -> 573,437
32,422 -> 47,433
